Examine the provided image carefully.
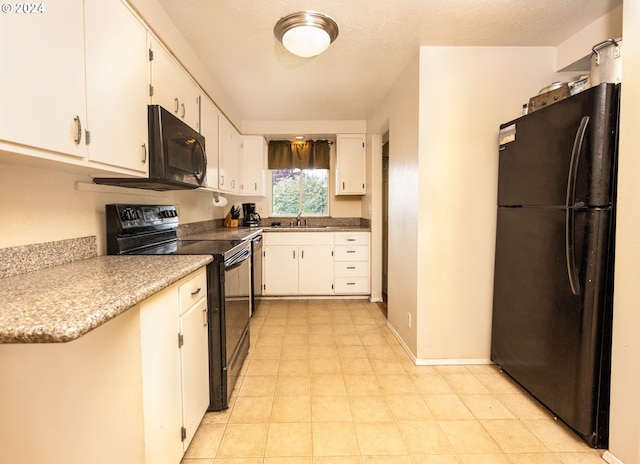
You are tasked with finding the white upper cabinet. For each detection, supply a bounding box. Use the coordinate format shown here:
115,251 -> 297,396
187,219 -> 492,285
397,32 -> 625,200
335,134 -> 366,195
84,0 -> 149,173
218,116 -> 241,193
240,135 -> 266,196
149,37 -> 201,132
200,96 -> 220,190
0,0 -> 87,159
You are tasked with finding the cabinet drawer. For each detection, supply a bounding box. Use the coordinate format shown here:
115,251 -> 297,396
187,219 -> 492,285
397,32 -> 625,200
264,232 -> 333,246
334,245 -> 369,261
335,261 -> 369,277
334,277 -> 370,294
334,232 -> 369,245
179,268 -> 207,315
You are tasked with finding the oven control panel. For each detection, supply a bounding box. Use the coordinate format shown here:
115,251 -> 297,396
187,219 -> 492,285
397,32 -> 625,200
107,204 -> 179,231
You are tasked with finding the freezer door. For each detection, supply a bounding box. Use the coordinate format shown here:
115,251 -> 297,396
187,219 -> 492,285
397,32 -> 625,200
497,83 -> 619,208
491,207 -> 613,446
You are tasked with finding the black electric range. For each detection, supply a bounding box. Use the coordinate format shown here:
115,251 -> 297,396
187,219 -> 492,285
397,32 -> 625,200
106,204 -> 251,411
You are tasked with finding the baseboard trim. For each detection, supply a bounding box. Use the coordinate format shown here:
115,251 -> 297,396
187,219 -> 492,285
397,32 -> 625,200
603,450 -> 624,464
385,321 -> 493,366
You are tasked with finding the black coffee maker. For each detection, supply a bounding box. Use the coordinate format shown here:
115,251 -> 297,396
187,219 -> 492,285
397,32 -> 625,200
242,203 -> 261,227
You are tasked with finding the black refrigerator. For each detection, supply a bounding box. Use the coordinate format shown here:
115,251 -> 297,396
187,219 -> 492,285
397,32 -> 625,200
491,82 -> 620,448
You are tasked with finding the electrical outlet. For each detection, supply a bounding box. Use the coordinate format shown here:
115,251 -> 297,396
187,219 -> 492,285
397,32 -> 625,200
406,312 -> 412,328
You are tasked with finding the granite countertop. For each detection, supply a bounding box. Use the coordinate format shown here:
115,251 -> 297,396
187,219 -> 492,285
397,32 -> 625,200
0,255 -> 212,344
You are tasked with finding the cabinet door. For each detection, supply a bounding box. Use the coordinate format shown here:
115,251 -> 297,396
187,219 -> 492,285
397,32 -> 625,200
336,134 -> 366,195
201,96 -> 220,189
240,135 -> 266,196
263,245 -> 298,295
139,286 -> 183,464
84,0 -> 149,173
150,38 -> 201,131
179,299 -> 209,450
0,0 -> 87,158
298,245 -> 335,295
218,116 -> 240,193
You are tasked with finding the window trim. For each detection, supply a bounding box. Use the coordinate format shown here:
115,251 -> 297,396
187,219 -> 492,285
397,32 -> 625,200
270,167 -> 330,217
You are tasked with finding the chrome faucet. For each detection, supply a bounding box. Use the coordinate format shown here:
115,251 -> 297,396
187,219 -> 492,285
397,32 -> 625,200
295,211 -> 302,226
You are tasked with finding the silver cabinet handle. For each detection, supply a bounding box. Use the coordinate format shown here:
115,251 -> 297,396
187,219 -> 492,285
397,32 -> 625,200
255,182 -> 258,191
141,143 -> 147,163
181,103 -> 186,119
347,238 -> 356,241
220,175 -> 225,186
347,250 -> 356,253
301,250 -> 304,259
293,250 -> 296,259
203,307 -> 207,326
73,115 -> 82,145
342,181 -> 345,190
191,287 -> 202,297
174,98 -> 179,113
347,266 -> 356,269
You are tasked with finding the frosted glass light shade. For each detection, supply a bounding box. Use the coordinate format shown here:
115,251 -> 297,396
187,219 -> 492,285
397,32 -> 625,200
274,11 -> 339,58
282,26 -> 331,57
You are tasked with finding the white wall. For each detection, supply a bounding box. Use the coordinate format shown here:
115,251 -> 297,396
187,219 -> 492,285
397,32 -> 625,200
605,1 -> 640,463
0,161 -> 224,252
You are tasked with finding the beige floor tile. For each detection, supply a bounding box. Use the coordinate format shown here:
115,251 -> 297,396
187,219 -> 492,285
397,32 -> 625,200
397,420 -> 454,455
283,334 -> 309,346
411,456 -> 461,464
310,344 -> 339,359
338,345 -> 368,358
279,359 -> 311,376
480,419 -> 549,453
311,395 -> 353,421
311,357 -> 343,374
369,358 -> 406,375
521,418 -> 593,452
275,375 -> 311,396
354,421 -> 408,455
507,453 -> 564,464
211,458 -> 261,464
230,396 -> 273,423
458,454 -> 513,464
238,375 -> 277,397
438,420 -> 502,454
474,372 -> 523,394
264,458 -> 312,464
555,451 -> 609,463
256,333 -> 285,347
363,344 -> 397,359
313,456 -> 362,464
422,394 -> 475,420
183,422 -> 226,459
286,325 -> 310,335
312,422 -> 360,456
265,422 -> 313,457
250,344 -> 283,360
439,372 -> 490,395
385,395 -> 434,421
245,358 -> 281,376
361,456 -> 413,464
311,374 -> 347,396
343,374 -> 383,396
360,334 -> 389,346
335,334 -> 364,346
281,344 -> 310,360
410,373 -> 454,395
458,394 -> 516,420
376,374 -> 419,395
341,358 -> 375,375
201,405 -> 234,424
332,324 -> 358,335
494,392 -> 552,420
308,333 -> 336,346
271,396 -> 311,422
348,395 -> 393,422
308,323 -> 333,334
216,423 -> 269,458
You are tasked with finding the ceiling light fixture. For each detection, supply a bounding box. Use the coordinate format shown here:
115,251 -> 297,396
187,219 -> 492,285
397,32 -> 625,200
274,11 -> 339,58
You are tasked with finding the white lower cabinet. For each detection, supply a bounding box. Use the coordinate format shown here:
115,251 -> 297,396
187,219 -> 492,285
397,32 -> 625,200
0,268 -> 209,464
334,232 -> 370,294
263,233 -> 334,296
263,231 -> 370,296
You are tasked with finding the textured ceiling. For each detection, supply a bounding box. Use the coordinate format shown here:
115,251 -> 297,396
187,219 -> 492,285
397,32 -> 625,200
156,0 -> 622,122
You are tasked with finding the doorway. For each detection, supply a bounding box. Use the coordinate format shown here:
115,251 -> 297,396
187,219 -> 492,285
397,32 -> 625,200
382,137 -> 389,306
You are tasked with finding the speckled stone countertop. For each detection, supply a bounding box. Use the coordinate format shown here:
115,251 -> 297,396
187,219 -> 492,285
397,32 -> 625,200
0,255 -> 212,344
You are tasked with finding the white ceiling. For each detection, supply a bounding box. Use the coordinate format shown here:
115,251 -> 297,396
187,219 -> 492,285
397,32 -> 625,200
156,0 -> 622,122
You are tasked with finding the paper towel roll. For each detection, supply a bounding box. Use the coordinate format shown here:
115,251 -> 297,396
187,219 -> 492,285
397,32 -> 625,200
213,195 -> 228,207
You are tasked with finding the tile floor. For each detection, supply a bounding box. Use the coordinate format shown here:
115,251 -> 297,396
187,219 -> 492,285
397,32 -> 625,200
181,299 -> 607,464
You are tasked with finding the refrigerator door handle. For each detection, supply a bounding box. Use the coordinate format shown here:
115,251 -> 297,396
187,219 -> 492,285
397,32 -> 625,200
565,116 -> 590,296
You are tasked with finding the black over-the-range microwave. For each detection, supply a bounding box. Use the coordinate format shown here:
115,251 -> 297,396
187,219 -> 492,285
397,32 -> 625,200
93,105 -> 207,191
